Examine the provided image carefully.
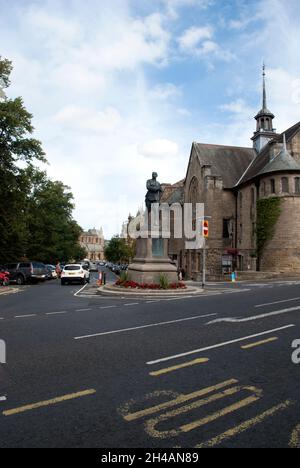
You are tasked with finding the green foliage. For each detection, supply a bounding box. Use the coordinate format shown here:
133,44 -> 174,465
159,273 -> 169,290
0,56 -> 85,264
256,197 -> 281,260
119,270 -> 128,283
104,236 -> 133,264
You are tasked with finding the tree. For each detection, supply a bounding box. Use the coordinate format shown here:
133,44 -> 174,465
26,173 -> 87,264
0,56 -> 46,262
104,236 -> 134,264
0,56 -> 86,264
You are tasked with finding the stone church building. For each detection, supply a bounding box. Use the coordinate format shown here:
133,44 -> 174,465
163,69 -> 300,280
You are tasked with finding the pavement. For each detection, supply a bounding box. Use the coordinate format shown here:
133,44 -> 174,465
0,268 -> 300,448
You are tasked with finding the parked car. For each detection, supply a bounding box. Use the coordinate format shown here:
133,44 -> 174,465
61,264 -> 90,285
46,265 -> 58,280
89,262 -> 98,272
4,262 -> 48,285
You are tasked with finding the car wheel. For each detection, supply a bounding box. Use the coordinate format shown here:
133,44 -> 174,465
16,275 -> 25,286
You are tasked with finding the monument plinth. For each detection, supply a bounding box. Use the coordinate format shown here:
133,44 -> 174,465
127,173 -> 178,285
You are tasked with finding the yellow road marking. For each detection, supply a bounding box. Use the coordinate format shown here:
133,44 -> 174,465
123,379 -> 238,422
197,400 -> 293,448
290,424 -> 300,448
149,358 -> 209,377
3,389 -> 96,417
145,385 -> 262,439
181,393 -> 260,433
241,337 -> 278,350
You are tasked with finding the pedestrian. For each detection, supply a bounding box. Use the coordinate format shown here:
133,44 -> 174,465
55,262 -> 62,279
178,269 -> 183,282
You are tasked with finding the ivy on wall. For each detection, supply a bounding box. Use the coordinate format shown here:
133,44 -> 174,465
256,197 -> 282,260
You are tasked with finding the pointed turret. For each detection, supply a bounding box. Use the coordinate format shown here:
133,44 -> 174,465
252,64 -> 276,153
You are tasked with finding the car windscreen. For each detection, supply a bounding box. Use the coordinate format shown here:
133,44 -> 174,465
64,265 -> 81,271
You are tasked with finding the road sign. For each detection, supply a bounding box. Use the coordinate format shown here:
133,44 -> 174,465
203,220 -> 209,238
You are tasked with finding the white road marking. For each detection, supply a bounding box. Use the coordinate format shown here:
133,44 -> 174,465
100,305 -> 117,310
14,314 -> 37,319
255,297 -> 300,308
46,311 -> 67,316
0,396 -> 7,402
124,303 -> 139,307
146,324 -> 295,365
74,284 -> 89,297
76,308 -> 92,312
74,313 -> 218,340
146,300 -> 161,303
208,305 -> 300,324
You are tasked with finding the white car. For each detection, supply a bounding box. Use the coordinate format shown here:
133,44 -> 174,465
61,264 -> 90,285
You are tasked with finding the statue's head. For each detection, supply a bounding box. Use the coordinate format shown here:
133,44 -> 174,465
152,172 -> 158,180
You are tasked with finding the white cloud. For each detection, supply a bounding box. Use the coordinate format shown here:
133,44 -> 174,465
178,26 -> 213,51
53,106 -> 122,133
138,139 -> 179,158
150,83 -> 181,99
178,25 -> 234,62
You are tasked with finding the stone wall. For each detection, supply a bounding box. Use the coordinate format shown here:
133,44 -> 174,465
260,196 -> 300,272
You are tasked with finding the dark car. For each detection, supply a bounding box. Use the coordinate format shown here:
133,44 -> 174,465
5,262 -> 48,285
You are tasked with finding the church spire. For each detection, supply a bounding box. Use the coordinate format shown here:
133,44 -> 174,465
262,63 -> 267,111
251,64 -> 276,153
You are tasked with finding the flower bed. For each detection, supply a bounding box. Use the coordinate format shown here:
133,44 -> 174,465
115,280 -> 186,290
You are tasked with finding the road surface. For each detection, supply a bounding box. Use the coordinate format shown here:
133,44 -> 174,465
0,270 -> 300,448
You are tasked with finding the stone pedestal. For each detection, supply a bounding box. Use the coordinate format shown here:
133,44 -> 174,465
127,237 -> 178,284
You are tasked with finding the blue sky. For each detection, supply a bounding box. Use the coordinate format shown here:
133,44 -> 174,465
1,0 -> 300,237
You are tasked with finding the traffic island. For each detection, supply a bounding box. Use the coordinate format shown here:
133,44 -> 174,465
98,283 -> 204,298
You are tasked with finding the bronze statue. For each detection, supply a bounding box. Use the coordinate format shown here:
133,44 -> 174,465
145,172 -> 162,211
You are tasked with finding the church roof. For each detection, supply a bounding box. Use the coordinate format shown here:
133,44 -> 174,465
258,135 -> 300,176
192,143 -> 256,188
238,122 -> 300,185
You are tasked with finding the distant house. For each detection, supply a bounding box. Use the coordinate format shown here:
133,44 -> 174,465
79,228 -> 105,261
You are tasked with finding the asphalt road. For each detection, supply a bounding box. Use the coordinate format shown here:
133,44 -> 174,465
0,269 -> 300,448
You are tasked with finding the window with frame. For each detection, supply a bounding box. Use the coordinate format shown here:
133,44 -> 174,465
270,179 -> 276,194
281,177 -> 289,193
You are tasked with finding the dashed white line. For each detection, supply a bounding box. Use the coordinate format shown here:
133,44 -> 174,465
124,303 -> 139,307
100,305 -> 117,310
146,324 -> 295,366
76,308 -> 92,312
14,314 -> 37,319
255,297 -> 300,308
0,396 -> 7,402
74,313 -> 218,340
46,311 -> 67,316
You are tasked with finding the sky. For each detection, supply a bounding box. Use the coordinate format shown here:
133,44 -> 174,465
1,0 -> 300,238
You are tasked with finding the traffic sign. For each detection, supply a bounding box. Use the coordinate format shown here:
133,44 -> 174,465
203,220 -> 209,238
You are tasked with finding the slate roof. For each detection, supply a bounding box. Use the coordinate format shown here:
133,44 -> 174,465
192,143 -> 256,189
258,143 -> 300,176
239,122 -> 300,185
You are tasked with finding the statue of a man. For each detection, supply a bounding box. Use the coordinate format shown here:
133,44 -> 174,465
145,172 -> 162,211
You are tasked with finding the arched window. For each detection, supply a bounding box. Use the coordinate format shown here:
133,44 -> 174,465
270,179 -> 276,194
295,177 -> 300,194
282,177 -> 289,193
261,181 -> 266,196
188,177 -> 199,231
